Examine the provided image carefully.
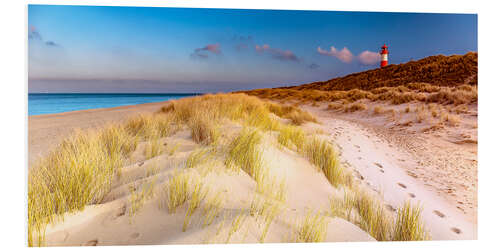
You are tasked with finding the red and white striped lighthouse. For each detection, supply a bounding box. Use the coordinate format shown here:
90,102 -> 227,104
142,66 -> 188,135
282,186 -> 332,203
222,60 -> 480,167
380,44 -> 389,68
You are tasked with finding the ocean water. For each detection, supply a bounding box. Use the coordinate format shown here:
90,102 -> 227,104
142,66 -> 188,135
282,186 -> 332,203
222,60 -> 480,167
28,93 -> 198,116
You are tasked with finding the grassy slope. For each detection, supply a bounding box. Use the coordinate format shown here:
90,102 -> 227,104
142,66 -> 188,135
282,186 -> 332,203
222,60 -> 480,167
28,93 -> 428,246
293,52 -> 476,91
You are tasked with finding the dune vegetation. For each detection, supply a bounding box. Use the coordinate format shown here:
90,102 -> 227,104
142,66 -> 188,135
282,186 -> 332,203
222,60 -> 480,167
28,93 -> 428,246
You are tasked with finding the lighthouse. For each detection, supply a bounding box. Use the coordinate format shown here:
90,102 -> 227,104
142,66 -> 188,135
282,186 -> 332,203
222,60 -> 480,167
380,44 -> 389,67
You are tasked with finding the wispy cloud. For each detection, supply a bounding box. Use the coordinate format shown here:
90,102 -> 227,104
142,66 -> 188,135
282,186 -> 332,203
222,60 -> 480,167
191,43 -> 221,59
255,44 -> 299,62
28,26 -> 42,40
28,26 -> 62,48
45,41 -> 60,47
317,46 -> 353,63
358,50 -> 381,65
234,35 -> 253,51
308,63 -> 320,69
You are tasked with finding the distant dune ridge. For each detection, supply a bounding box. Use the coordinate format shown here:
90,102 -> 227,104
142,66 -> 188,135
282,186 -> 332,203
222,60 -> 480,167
242,52 -> 478,106
291,52 -> 477,91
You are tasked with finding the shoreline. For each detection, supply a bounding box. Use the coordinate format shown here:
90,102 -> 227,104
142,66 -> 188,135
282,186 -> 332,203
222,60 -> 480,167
28,100 -> 175,167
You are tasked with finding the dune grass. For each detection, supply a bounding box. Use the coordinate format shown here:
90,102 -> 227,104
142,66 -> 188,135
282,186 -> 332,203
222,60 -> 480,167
248,194 -> 284,243
201,191 -> 224,228
129,179 -> 156,219
373,106 -> 385,115
330,188 -> 430,241
188,111 -> 220,145
329,189 -> 392,241
28,125 -> 137,246
125,113 -> 178,139
303,137 -> 350,187
160,171 -> 190,213
226,209 -> 248,243
144,135 -> 163,159
344,103 -> 367,112
294,210 -> 329,243
266,102 -> 317,125
160,93 -> 315,131
392,201 -> 430,241
225,128 -> 264,178
186,148 -> 211,169
327,102 -> 343,110
183,181 -> 208,232
277,124 -> 306,152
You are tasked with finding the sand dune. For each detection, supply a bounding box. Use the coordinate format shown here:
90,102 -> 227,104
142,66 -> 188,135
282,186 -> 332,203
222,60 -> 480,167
29,93 -> 476,246
42,128 -> 374,246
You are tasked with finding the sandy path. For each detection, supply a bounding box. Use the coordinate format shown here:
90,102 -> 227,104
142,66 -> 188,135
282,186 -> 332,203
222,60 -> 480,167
28,101 -> 171,167
304,106 -> 477,240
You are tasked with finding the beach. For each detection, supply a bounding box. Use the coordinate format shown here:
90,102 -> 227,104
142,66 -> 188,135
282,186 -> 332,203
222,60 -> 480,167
28,101 -> 171,167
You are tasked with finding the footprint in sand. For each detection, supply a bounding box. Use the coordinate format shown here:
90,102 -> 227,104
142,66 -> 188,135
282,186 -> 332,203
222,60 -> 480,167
83,239 -> 98,246
433,210 -> 446,218
380,169 -> 385,173
385,204 -> 397,212
408,193 -> 416,198
451,227 -> 462,234
397,183 -> 407,189
130,232 -> 140,239
374,163 -> 384,169
115,204 -> 127,218
138,162 -> 145,167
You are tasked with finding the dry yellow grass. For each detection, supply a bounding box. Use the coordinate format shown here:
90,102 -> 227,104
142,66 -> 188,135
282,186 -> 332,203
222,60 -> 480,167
186,148 -> 210,169
129,178 -> 156,219
144,135 -> 163,159
344,103 -> 367,112
266,102 -> 317,125
28,125 -> 137,246
303,137 -> 350,187
188,111 -> 220,145
225,128 -> 264,178
125,113 -> 177,139
159,170 -> 190,213
327,102 -> 343,110
226,209 -> 248,243
416,109 -> 428,123
277,124 -> 306,152
330,188 -> 393,241
183,181 -> 208,231
294,210 -> 328,242
201,191 -> 224,228
373,106 -> 385,115
392,201 -> 430,241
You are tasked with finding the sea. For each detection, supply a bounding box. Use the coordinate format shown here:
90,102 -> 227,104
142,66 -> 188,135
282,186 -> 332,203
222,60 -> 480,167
28,93 -> 199,116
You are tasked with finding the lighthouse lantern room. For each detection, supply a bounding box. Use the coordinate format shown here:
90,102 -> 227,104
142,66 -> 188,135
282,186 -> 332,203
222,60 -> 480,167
380,44 -> 389,68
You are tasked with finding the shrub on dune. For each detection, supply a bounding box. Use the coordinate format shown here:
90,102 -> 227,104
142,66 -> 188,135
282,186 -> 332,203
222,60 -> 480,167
188,112 -> 219,145
344,103 -> 367,113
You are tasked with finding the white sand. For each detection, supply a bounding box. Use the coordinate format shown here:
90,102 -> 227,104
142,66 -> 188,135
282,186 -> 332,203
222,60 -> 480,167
302,102 -> 477,240
42,127 -> 374,246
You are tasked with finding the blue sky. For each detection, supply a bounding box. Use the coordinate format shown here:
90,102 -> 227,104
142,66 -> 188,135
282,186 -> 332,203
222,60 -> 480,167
28,5 -> 477,93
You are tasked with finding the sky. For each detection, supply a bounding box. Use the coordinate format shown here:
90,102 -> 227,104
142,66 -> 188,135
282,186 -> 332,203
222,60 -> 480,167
28,5 -> 477,93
